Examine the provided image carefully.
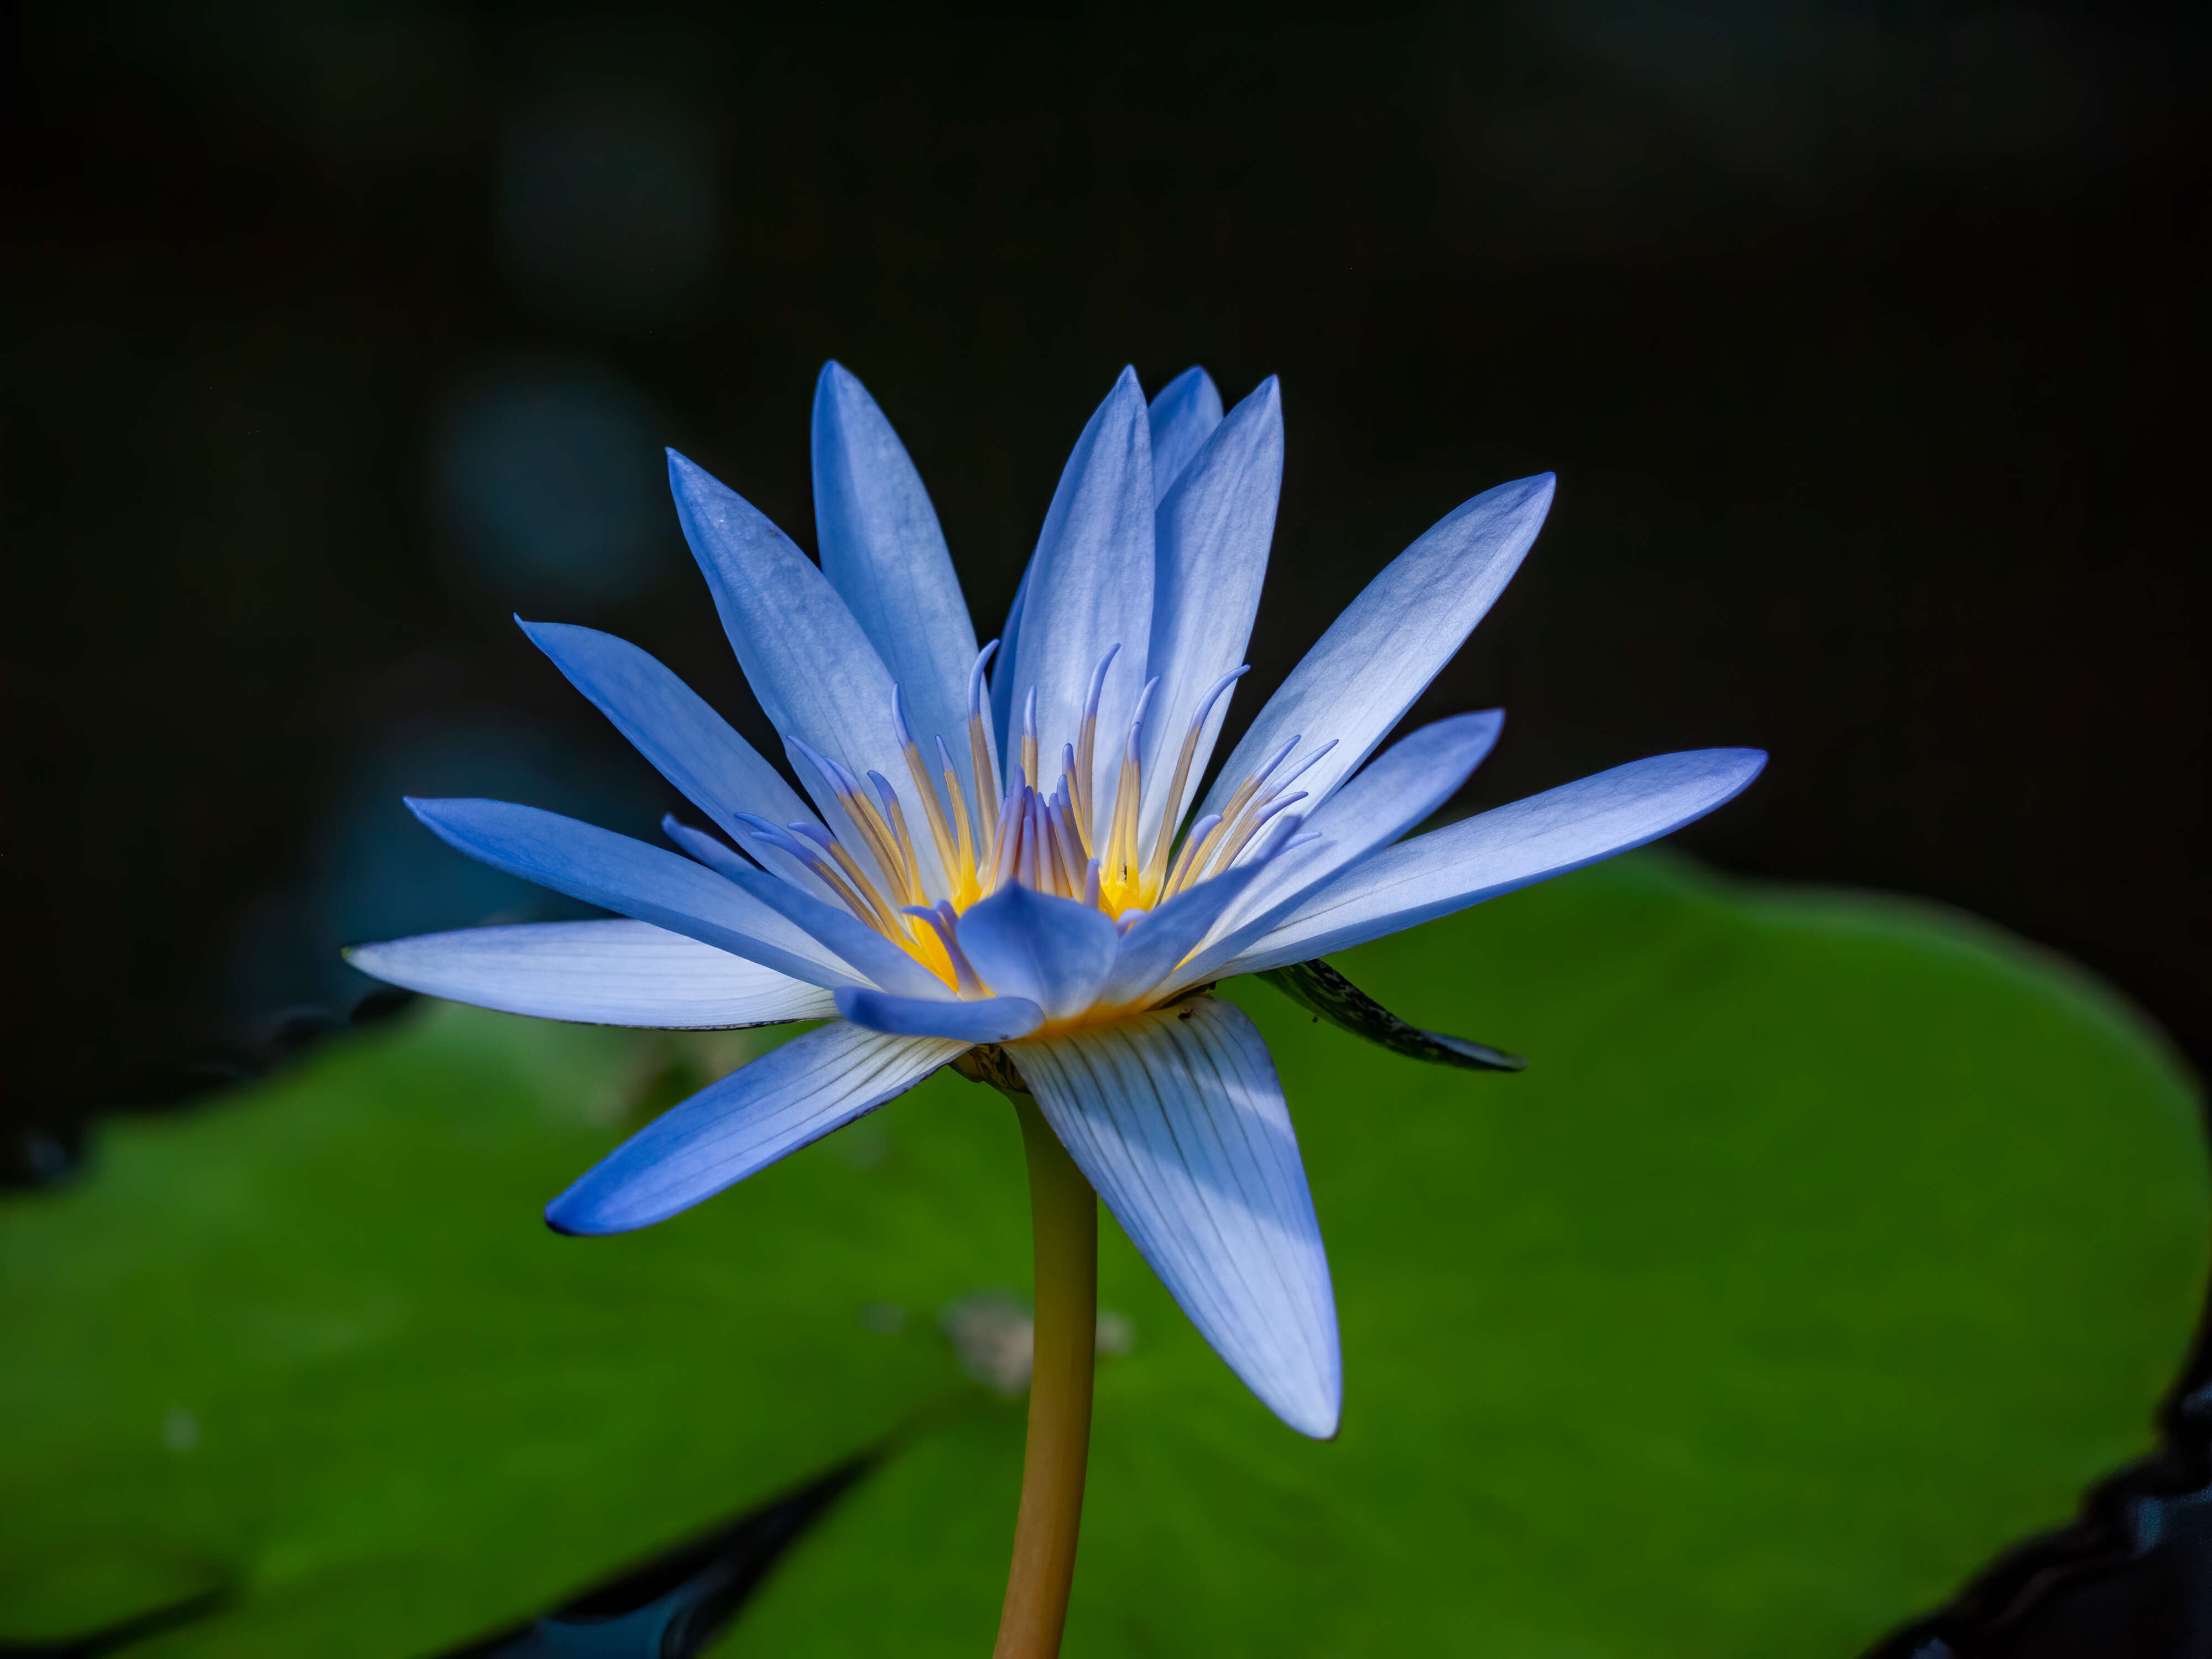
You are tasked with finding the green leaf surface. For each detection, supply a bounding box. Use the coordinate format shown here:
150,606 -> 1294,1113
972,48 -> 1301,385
3,854 -> 2204,1657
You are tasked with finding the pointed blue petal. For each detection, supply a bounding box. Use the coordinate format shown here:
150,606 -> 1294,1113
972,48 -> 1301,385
405,797 -> 863,990
998,368 -> 1154,832
546,1022 -> 967,1234
1147,366 -> 1223,503
1200,472 -> 1554,824
520,619 -> 836,901
689,837 -> 952,1002
954,884 -> 1120,1021
1171,710 -> 1505,993
835,988 -> 1044,1042
812,362 -> 980,781
1222,748 -> 1769,975
1013,997 -> 1340,1438
666,450 -> 948,897
346,920 -> 836,1027
1138,376 -> 1284,853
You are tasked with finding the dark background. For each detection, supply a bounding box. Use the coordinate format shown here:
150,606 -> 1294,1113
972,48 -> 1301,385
3,3 -> 2208,1646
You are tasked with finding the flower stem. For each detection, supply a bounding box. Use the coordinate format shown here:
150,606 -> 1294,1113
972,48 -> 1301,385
993,1091 -> 1098,1659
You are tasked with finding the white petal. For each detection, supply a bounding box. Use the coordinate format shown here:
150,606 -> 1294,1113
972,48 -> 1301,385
1199,472 -> 1553,823
1221,748 -> 1770,975
346,920 -> 837,1027
1014,997 -> 1340,1437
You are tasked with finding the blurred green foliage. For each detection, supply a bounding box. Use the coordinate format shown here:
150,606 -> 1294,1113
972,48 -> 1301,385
3,854 -> 2204,1657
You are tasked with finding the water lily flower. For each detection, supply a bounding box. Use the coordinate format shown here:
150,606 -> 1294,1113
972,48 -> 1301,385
349,362 -> 1761,1656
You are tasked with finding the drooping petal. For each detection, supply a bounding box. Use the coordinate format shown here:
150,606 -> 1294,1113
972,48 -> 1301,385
520,620 -> 835,901
1012,997 -> 1340,1438
1220,748 -> 1770,975
545,1022 -> 968,1234
346,920 -> 837,1028
1147,366 -> 1224,503
1138,377 -> 1284,853
405,797 -> 865,990
665,451 -> 948,898
834,988 -> 1044,1042
998,368 -> 1154,836
811,362 -> 980,783
1199,472 -> 1554,823
954,884 -> 1121,1021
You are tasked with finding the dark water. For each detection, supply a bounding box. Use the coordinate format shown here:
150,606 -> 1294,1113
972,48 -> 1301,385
5,6 -> 2207,1653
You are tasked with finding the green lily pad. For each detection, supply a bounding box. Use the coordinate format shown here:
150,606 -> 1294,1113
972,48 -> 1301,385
2,853 -> 2203,1657
717,854 -> 2209,1657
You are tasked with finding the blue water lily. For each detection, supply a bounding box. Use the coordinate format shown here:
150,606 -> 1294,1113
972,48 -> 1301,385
351,363 -> 1763,1445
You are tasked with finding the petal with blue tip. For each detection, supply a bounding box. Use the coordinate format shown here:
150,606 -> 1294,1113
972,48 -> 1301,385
1221,748 -> 1770,975
1175,709 -> 1505,990
521,620 -> 835,902
1012,997 -> 1341,1438
812,362 -> 980,782
1201,472 -> 1554,825
1147,366 -> 1224,502
1139,377 -> 1284,852
346,920 -> 836,1027
998,369 -> 1154,833
666,450 -> 947,898
405,797 -> 863,990
546,1022 -> 969,1234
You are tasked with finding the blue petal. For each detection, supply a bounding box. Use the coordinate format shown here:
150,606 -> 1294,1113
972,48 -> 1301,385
520,619 -> 836,901
835,988 -> 1044,1041
1199,473 -> 1554,824
1094,855 -> 1278,1008
1138,377 -> 1284,854
989,562 -> 1031,759
1221,748 -> 1770,975
346,920 -> 837,1027
687,837 -> 953,1002
406,797 -> 864,990
1147,366 -> 1224,503
954,884 -> 1120,1021
666,451 -> 948,897
546,1022 -> 968,1234
1172,710 -> 1505,992
997,368 -> 1154,834
1013,997 -> 1340,1438
812,363 -> 980,781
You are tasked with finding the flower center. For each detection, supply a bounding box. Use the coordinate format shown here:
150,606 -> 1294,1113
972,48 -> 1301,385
734,644 -> 1333,993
